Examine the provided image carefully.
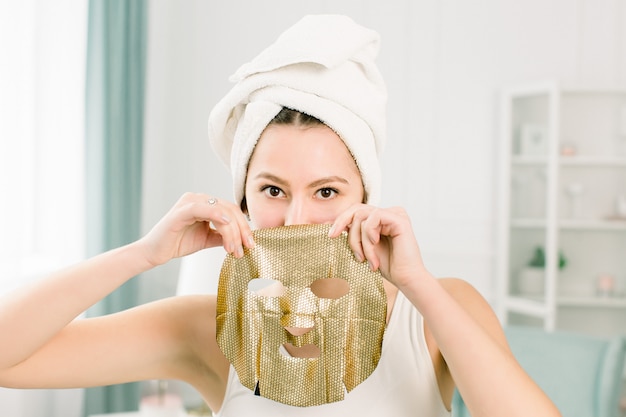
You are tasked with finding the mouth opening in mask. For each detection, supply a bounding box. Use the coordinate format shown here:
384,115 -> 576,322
281,342 -> 321,358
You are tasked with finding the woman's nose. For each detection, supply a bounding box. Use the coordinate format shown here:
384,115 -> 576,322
284,199 -> 310,225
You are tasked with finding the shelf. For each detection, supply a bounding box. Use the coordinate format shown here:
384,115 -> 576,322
558,296 -> 626,308
510,218 -> 546,228
511,218 -> 626,231
504,296 -> 550,317
512,155 -> 626,167
559,218 -> 626,230
508,294 -> 626,309
512,155 -> 548,165
559,156 -> 626,167
501,82 -> 626,332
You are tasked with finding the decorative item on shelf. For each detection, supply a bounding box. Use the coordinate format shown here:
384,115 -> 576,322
518,124 -> 548,155
565,182 -> 585,218
616,194 -> 626,218
596,273 -> 616,298
511,171 -> 530,218
517,246 -> 567,296
139,380 -> 186,417
560,143 -> 577,156
618,105 -> 626,156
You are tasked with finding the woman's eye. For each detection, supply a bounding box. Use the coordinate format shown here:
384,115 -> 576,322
262,186 -> 284,198
316,188 -> 337,199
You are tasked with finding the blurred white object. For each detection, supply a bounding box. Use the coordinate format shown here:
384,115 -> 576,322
519,124 -> 548,155
619,105 -> 626,137
565,182 -> 585,218
176,248 -> 225,295
173,248 -> 225,414
517,267 -> 545,295
616,194 -> 626,218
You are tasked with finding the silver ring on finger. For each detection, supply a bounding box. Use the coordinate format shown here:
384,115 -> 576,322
207,197 -> 218,205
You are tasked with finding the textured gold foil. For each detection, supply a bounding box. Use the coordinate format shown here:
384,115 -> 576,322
216,224 -> 387,407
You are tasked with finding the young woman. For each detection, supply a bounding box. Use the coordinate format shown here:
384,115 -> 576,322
0,15 -> 560,417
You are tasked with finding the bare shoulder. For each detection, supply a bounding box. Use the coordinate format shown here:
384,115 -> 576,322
438,277 -> 483,299
153,294 -> 230,406
156,294 -> 228,370
437,278 -> 508,347
423,278 -> 511,407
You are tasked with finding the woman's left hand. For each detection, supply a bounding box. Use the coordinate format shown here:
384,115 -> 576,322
329,204 -> 429,289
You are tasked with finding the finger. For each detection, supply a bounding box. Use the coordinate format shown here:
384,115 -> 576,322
349,205 -> 380,265
180,194 -> 246,257
230,204 -> 255,254
360,210 -> 383,271
347,214 -> 365,264
207,200 -> 249,258
328,203 -> 364,238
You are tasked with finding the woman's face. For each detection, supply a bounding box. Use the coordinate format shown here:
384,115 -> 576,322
244,123 -> 364,228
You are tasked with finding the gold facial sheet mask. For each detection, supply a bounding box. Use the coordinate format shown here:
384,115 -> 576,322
216,224 -> 387,407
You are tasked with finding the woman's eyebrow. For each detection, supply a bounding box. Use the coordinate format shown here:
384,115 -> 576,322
253,172 -> 289,187
308,176 -> 349,188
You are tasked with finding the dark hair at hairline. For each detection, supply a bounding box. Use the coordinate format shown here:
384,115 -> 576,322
268,107 -> 325,127
240,107 -> 367,213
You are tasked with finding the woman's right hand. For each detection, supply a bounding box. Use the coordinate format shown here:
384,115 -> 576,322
139,192 -> 255,267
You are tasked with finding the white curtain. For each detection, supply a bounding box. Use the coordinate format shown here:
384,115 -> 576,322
0,1 -> 87,416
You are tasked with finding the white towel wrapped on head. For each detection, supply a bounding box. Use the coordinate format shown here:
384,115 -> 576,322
208,14 -> 387,205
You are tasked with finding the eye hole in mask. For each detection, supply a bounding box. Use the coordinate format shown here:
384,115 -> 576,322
310,278 -> 350,299
248,278 -> 286,297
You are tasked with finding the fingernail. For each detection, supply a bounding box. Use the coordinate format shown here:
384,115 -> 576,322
247,235 -> 256,248
368,261 -> 376,271
328,224 -> 336,237
354,252 -> 364,263
236,246 -> 244,258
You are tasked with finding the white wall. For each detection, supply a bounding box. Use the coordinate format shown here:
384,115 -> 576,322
141,0 -> 626,303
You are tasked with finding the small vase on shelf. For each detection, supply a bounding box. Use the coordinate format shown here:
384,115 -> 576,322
140,380 -> 186,417
516,246 -> 567,297
517,267 -> 545,296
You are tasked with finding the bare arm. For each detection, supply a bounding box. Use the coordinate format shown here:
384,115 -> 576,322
331,204 -> 561,417
0,292 -> 229,410
0,242 -> 151,374
416,276 -> 559,416
0,192 -> 251,390
0,292 -> 197,389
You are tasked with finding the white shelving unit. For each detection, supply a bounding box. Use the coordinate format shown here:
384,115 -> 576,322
496,81 -> 626,335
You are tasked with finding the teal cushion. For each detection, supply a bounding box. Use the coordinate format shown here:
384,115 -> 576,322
505,326 -> 624,417
452,326 -> 625,417
597,336 -> 626,417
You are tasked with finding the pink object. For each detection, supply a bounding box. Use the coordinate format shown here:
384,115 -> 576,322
596,274 -> 615,297
560,145 -> 577,156
139,393 -> 185,417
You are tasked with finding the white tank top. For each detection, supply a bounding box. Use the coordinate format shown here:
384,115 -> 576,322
214,291 -> 451,417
